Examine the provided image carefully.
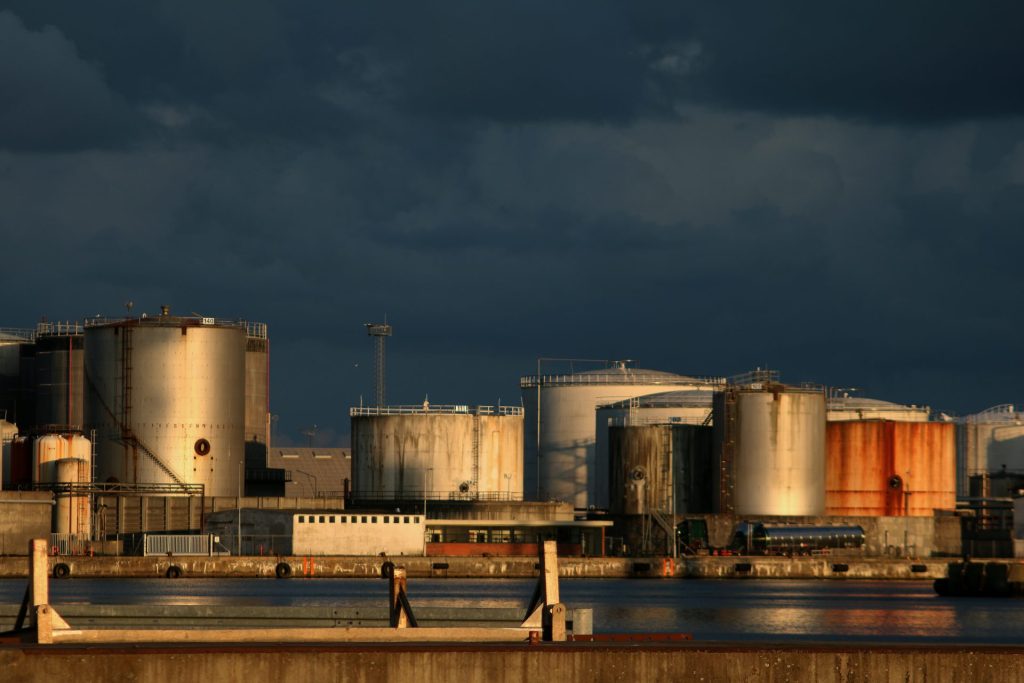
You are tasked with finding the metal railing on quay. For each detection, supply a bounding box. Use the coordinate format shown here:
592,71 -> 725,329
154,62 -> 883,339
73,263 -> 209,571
50,534 -> 93,556
143,534 -> 224,557
352,490 -> 524,503
350,405 -> 523,417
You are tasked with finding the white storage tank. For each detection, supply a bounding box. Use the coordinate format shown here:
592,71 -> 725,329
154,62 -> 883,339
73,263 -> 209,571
713,382 -> 826,516
521,361 -> 722,509
351,404 -> 524,502
83,310 -> 246,496
33,433 -> 91,536
958,405 -> 1024,496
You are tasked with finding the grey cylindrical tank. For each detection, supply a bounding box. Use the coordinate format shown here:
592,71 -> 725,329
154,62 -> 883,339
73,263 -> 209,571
522,362 -> 723,509
351,405 -> 524,501
244,323 -> 270,467
608,424 -> 713,515
83,313 -> 246,496
713,384 -> 826,516
33,323 -> 84,430
0,330 -> 34,426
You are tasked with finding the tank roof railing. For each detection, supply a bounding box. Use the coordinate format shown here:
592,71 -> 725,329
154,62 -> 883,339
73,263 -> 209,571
962,404 -> 1019,424
350,405 -> 524,417
35,321 -> 83,337
520,373 -> 726,388
606,414 -> 711,428
83,315 -> 264,332
727,368 -> 781,386
0,327 -> 36,341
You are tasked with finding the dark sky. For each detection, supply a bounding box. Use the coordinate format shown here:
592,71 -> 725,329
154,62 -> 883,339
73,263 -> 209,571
3,3 -> 1024,446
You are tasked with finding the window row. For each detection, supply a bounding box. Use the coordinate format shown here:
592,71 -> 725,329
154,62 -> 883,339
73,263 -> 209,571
296,514 -> 420,525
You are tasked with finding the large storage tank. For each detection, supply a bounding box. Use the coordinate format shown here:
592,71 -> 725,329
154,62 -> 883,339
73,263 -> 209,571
83,311 -> 246,496
33,433 -> 91,536
0,329 -> 34,426
608,424 -> 713,515
522,362 -> 723,509
33,322 -> 84,430
244,322 -> 270,466
596,388 -> 714,504
713,383 -> 826,516
351,404 -> 524,501
827,396 -> 930,423
957,405 -> 1024,496
826,420 -> 955,516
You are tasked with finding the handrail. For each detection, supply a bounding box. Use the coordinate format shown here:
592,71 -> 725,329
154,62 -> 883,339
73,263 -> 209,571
35,321 -> 83,336
0,327 -> 35,341
520,374 -> 725,388
350,405 -> 523,417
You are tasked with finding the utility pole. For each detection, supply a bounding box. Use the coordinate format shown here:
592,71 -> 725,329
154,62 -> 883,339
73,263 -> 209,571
365,322 -> 393,407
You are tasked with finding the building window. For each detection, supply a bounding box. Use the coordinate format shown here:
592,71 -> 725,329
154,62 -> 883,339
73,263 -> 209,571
371,516 -> 378,523
319,516 -> 325,523
414,517 -> 420,524
329,516 -> 335,523
340,516 -> 346,523
298,515 -> 305,523
403,517 -> 409,523
361,516 -> 367,523
384,517 -> 389,524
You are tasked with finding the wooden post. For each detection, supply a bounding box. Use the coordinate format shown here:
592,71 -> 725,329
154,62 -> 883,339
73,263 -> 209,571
388,566 -> 417,628
30,538 -> 48,615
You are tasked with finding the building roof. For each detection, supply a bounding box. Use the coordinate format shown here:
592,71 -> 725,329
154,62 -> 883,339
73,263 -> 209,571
267,447 -> 351,498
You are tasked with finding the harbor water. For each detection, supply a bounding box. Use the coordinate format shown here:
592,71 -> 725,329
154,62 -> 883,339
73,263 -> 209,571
1,578 -> 1019,644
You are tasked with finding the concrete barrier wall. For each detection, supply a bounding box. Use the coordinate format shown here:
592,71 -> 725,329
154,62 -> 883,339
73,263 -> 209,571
2,644 -> 1023,683
0,492 -> 52,555
0,554 -> 951,579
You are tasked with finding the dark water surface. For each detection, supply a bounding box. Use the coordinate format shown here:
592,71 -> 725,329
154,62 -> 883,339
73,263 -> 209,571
1,578 -> 1018,643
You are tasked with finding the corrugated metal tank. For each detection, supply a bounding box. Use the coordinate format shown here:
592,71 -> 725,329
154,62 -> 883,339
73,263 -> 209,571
83,314 -> 246,496
521,363 -> 722,509
33,433 -> 91,535
351,406 -> 524,501
244,323 -> 270,467
827,396 -> 930,422
608,424 -> 713,515
957,405 -> 1024,496
713,385 -> 826,516
33,323 -> 84,430
826,421 -> 955,516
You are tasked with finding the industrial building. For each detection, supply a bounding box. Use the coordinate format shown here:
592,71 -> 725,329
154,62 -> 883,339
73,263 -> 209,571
521,362 -> 724,509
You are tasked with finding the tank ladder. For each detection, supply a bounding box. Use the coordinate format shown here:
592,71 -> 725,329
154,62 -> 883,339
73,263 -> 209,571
470,412 -> 480,496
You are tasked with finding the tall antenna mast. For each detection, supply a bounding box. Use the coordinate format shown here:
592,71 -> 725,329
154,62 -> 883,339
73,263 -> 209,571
365,321 -> 393,406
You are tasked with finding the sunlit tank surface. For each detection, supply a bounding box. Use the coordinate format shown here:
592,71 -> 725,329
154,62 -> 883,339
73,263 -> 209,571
827,396 -> 930,423
351,404 -> 524,502
244,323 -> 270,466
826,420 -> 955,516
33,433 -> 91,535
522,363 -> 724,509
713,385 -> 826,516
596,388 -> 714,507
0,329 -> 34,426
957,405 -> 1024,496
608,424 -> 713,515
33,322 -> 84,430
83,313 -> 246,496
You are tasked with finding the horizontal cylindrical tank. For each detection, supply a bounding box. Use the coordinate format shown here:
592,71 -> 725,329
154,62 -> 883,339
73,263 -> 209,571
522,363 -> 724,509
826,420 -> 956,516
33,324 -> 84,430
351,405 -> 524,502
827,396 -> 930,423
83,314 -> 246,496
608,424 -> 713,515
713,385 -> 826,516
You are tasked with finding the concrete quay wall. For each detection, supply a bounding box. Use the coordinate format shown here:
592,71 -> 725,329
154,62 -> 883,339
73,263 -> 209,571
2,644 -> 1023,683
0,554 -> 952,580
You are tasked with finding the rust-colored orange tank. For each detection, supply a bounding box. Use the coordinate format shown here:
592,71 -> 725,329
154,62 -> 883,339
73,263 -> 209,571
826,421 -> 955,516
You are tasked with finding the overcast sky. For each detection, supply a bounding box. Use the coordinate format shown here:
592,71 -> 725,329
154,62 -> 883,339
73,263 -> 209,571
3,3 -> 1024,445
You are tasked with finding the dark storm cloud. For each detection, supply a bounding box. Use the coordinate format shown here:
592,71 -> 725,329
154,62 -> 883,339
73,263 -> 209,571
3,2 -> 1024,443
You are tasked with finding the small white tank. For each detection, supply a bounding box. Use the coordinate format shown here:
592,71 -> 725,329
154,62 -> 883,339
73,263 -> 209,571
33,433 -> 91,536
